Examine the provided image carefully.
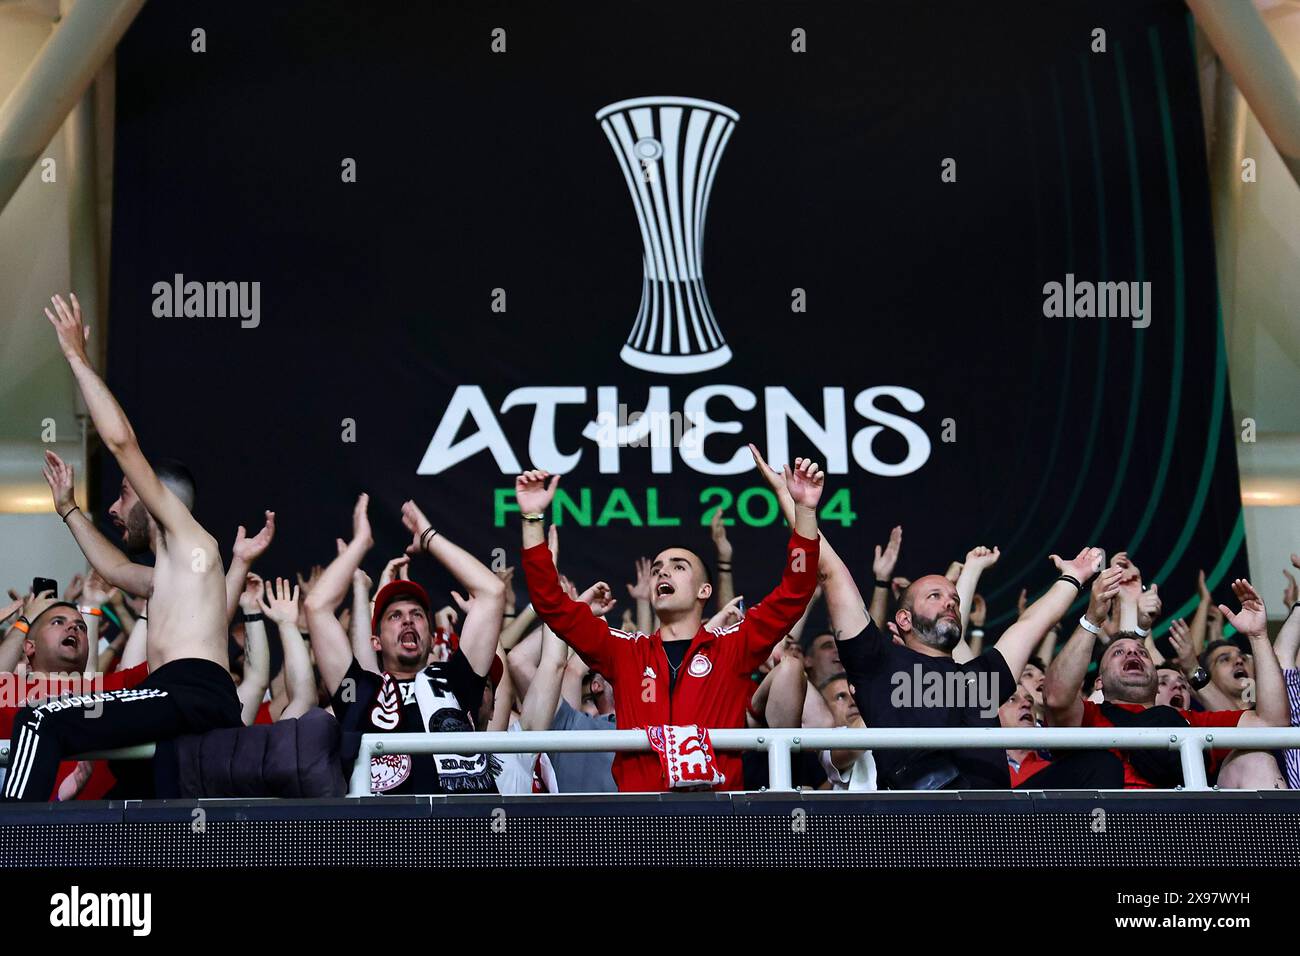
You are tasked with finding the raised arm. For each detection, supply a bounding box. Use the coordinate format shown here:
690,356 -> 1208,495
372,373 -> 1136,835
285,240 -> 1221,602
487,650 -> 513,732
1189,570 -> 1212,654
749,443 -> 866,640
1043,566 -> 1121,726
521,623 -> 568,731
625,557 -> 654,635
1276,570 -> 1300,671
303,494 -> 372,696
1276,555 -> 1300,669
709,507 -> 736,609
515,471 -> 619,674
500,603 -> 539,651
119,615 -> 148,670
225,511 -> 276,624
505,625 -> 543,701
560,651 -> 588,712
350,559 -> 379,674
46,294 -> 202,542
955,545 -> 1000,637
236,574 -> 270,725
733,456 -> 823,667
78,577 -> 119,676
42,451 -> 153,597
868,526 -> 902,629
401,499 -> 505,678
756,654 -> 808,727
1113,554 -> 1143,633
264,577 -> 315,721
787,585 -> 822,647
1221,579 -> 1287,728
995,548 -> 1103,678
0,591 -> 47,673
1166,617 -> 1233,709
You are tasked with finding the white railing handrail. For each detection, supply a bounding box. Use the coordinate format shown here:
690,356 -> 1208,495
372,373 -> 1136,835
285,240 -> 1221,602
349,726 -> 1300,795
5,727 -> 1299,796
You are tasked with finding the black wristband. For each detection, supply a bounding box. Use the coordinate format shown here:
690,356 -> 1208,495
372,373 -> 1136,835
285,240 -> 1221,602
420,526 -> 438,549
59,505 -> 78,521
242,612 -> 265,623
874,579 -> 891,589
1057,574 -> 1083,591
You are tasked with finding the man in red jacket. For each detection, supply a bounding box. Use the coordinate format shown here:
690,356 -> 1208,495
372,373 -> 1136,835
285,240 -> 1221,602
516,452 -> 823,792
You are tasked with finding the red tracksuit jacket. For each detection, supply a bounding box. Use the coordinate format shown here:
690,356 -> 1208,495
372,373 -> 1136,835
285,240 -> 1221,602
521,531 -> 820,792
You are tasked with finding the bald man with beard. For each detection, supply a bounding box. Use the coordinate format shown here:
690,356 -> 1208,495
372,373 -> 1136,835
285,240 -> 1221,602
834,548 -> 1113,790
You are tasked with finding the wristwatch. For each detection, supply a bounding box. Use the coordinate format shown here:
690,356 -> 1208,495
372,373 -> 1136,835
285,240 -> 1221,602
1189,666 -> 1210,690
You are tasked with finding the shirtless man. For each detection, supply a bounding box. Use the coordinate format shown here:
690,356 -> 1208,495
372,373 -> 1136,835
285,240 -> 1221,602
3,293 -> 242,801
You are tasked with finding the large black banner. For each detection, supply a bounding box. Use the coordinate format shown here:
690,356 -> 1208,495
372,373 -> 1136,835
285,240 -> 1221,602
105,0 -> 1245,632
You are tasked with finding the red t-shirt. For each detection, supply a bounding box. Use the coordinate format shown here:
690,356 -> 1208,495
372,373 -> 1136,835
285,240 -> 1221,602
1079,699 -> 1244,788
0,663 -> 150,800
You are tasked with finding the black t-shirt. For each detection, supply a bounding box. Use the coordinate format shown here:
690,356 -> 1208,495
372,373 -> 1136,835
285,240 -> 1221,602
330,650 -> 499,794
835,619 -> 1015,789
663,639 -> 690,693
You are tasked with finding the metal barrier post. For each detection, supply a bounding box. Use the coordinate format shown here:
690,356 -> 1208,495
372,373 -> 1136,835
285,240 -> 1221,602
348,738 -> 375,796
765,733 -> 794,791
1177,735 -> 1210,790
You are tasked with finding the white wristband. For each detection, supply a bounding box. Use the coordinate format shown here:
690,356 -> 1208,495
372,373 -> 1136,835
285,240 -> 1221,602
1078,615 -> 1103,636
1132,624 -> 1149,638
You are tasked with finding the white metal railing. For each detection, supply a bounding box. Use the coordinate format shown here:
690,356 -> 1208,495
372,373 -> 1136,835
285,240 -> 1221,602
345,726 -> 1300,795
4,727 -> 1299,797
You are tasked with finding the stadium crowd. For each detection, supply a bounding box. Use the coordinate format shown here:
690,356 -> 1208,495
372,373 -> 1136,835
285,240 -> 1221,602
2,292 -> 1299,799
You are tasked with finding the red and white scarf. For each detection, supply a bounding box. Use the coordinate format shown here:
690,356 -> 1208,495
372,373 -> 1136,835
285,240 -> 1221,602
647,724 -> 725,789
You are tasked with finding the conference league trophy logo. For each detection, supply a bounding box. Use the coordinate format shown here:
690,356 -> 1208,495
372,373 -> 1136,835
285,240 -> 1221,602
416,96 -> 933,483
597,96 -> 738,373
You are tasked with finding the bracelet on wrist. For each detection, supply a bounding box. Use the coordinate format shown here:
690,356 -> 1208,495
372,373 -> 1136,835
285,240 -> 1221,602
77,605 -> 104,617
1057,574 -> 1083,591
11,619 -> 29,634
1132,623 -> 1149,637
716,561 -> 732,572
1078,615 -> 1103,636
874,579 -> 891,589
59,505 -> 79,522
419,526 -> 439,549
243,611 -> 265,623
520,512 -> 545,522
